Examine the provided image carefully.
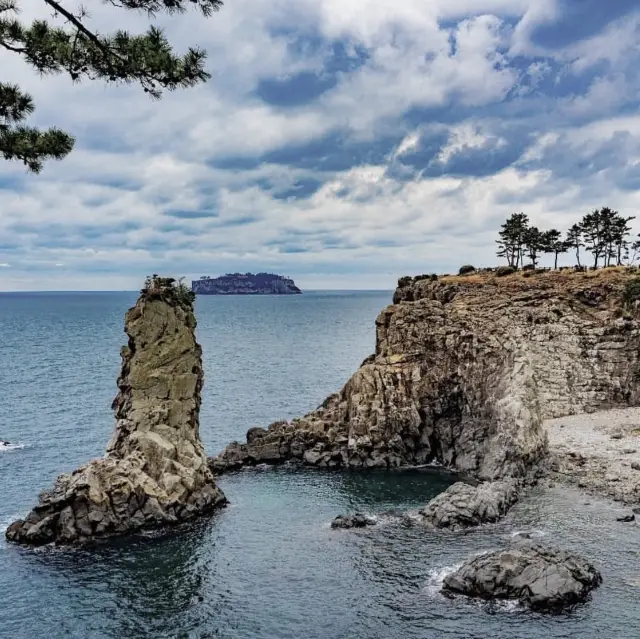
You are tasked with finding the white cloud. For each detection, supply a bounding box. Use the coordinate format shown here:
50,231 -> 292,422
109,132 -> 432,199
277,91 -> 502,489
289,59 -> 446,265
435,123 -> 507,164
1,0 -> 639,289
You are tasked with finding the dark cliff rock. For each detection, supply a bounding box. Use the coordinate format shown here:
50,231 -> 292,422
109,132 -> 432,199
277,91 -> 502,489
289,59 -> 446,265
192,272 -> 301,295
6,277 -> 226,546
210,269 -> 640,482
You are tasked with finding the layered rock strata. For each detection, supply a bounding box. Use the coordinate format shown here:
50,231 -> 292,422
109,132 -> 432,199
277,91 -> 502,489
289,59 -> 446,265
6,278 -> 226,545
441,541 -> 603,610
212,270 -> 640,484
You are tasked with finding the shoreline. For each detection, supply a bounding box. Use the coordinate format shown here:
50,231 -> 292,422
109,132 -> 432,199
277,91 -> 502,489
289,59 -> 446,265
545,407 -> 640,505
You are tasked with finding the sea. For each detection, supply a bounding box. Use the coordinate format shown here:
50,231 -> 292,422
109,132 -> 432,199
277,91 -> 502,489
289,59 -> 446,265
1,291 -> 639,639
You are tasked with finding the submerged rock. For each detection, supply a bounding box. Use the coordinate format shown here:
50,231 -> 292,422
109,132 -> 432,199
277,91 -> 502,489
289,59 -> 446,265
442,542 -> 602,611
6,277 -> 226,546
419,480 -> 519,530
331,513 -> 376,529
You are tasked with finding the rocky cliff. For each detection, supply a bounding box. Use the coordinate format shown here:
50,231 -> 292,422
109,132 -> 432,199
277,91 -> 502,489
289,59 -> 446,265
6,277 -> 226,545
211,269 -> 640,481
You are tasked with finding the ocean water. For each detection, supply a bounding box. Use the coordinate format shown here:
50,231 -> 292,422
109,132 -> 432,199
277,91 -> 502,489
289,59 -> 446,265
1,291 -> 639,639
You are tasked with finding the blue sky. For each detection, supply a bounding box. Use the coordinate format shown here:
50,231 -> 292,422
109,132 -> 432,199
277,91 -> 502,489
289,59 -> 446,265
1,0 -> 640,290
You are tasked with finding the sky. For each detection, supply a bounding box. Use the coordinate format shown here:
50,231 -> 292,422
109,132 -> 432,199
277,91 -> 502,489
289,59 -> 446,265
1,0 -> 640,291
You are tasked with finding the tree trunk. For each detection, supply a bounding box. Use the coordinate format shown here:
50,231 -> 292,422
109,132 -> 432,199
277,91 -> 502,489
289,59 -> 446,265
554,253 -> 558,269
576,246 -> 581,268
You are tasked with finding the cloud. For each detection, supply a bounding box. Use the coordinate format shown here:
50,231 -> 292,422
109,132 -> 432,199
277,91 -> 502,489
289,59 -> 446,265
1,0 -> 640,290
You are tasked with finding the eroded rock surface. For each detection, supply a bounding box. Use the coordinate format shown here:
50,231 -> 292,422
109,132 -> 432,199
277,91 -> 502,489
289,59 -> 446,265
212,270 -> 640,483
331,513 -> 377,529
6,278 -> 226,545
419,480 -> 519,530
442,542 -> 602,611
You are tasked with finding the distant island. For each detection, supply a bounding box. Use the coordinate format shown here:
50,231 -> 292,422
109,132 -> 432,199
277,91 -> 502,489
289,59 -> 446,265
191,273 -> 302,295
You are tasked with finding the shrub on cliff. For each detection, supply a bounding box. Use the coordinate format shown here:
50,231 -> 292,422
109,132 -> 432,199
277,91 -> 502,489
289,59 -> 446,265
496,266 -> 517,277
141,275 -> 195,309
622,278 -> 640,309
414,274 -> 438,282
398,276 -> 413,287
458,265 -> 476,275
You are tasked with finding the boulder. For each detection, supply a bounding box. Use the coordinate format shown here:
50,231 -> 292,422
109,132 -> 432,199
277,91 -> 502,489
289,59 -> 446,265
419,480 -> 519,530
442,542 -> 602,611
6,276 -> 226,546
331,513 -> 376,529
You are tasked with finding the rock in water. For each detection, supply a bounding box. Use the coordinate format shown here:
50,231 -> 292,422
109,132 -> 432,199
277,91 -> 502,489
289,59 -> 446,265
5,277 -> 226,546
442,543 -> 602,611
419,480 -> 519,530
331,513 -> 376,529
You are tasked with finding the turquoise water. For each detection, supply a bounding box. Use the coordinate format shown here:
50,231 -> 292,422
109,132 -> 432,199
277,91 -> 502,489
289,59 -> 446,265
1,291 -> 639,638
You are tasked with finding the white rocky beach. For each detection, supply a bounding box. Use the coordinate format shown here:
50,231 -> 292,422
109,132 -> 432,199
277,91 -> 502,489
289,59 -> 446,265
546,407 -> 640,505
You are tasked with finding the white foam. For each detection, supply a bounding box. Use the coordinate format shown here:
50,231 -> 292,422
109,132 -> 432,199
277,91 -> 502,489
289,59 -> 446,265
423,563 -> 463,596
510,529 -> 546,540
0,442 -> 25,452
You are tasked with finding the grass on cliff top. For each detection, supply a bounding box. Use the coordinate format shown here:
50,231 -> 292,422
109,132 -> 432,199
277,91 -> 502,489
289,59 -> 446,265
439,266 -> 640,286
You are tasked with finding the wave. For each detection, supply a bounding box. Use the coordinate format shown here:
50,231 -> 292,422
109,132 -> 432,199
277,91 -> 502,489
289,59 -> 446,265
0,442 -> 25,452
509,529 -> 547,540
423,563 -> 463,596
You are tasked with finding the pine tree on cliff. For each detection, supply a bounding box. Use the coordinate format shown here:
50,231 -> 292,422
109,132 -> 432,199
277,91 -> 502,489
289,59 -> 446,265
541,229 -> 566,269
523,226 -> 545,268
580,208 -> 634,268
0,0 -> 222,172
580,210 -> 607,268
496,213 -> 529,268
611,212 -> 635,266
565,224 -> 583,268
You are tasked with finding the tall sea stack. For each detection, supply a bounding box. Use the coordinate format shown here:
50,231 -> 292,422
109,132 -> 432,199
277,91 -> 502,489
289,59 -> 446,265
6,277 -> 226,545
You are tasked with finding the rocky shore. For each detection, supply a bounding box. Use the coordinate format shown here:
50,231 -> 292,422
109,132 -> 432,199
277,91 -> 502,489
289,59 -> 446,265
6,277 -> 226,545
211,269 -> 640,485
206,268 -> 640,607
546,407 -> 640,504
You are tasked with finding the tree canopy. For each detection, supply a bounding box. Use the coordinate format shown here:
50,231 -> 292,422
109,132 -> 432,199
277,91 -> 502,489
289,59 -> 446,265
0,0 -> 222,172
496,208 -> 638,270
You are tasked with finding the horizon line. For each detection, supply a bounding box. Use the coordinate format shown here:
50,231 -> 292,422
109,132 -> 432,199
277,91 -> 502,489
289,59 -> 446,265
0,287 -> 395,294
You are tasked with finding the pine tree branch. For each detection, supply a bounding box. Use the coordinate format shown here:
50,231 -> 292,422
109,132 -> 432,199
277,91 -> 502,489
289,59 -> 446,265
0,39 -> 25,52
0,0 -> 223,171
42,0 -> 108,52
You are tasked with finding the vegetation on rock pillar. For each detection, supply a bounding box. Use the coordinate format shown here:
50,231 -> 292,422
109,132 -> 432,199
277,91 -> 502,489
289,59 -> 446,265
0,0 -> 223,172
140,274 -> 195,310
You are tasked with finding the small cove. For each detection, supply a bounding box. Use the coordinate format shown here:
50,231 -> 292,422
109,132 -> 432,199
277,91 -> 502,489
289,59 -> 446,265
1,291 -> 639,638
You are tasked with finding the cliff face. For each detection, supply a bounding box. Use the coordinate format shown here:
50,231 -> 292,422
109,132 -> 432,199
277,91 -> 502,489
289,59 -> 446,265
211,269 -> 640,481
6,279 -> 226,545
192,272 -> 301,295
